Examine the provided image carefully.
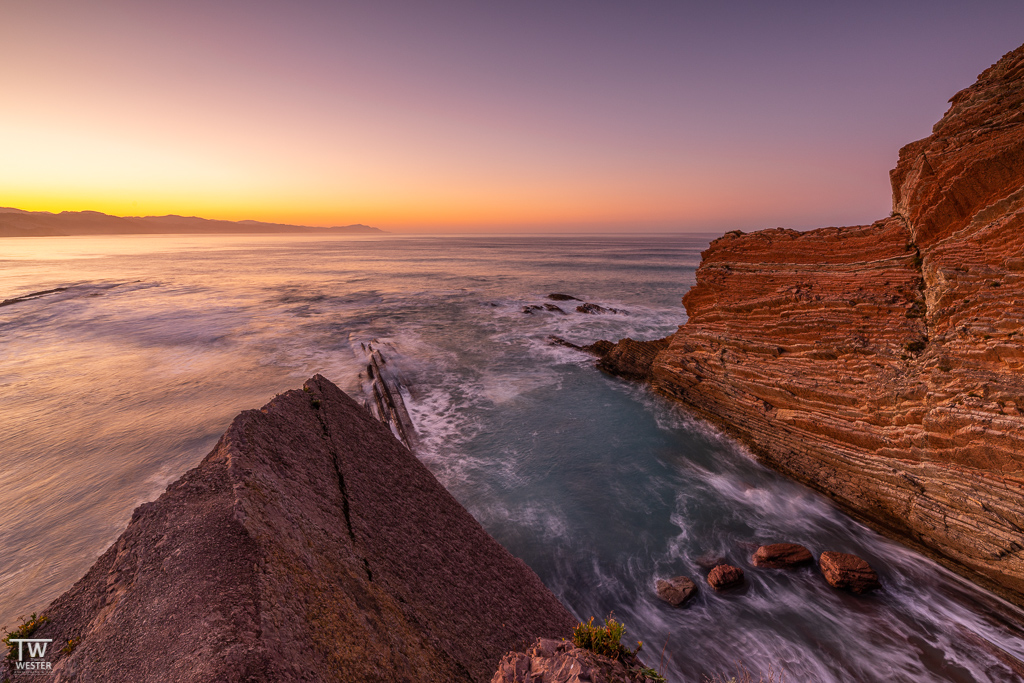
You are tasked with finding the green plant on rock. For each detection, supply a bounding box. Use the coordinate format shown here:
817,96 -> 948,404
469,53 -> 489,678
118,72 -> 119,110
3,613 -> 48,660
571,614 -> 640,661
633,664 -> 667,682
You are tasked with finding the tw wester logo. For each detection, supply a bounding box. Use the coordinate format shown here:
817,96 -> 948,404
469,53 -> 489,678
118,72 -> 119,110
8,638 -> 53,675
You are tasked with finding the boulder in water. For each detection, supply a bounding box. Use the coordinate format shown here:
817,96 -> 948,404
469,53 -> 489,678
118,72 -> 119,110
819,551 -> 881,594
655,576 -> 698,607
752,543 -> 813,569
707,564 -> 745,591
547,293 -> 581,301
577,302 -> 623,314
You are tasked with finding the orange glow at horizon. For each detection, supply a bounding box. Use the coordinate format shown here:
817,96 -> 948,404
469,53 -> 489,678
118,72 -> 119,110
3,3 -> 1022,233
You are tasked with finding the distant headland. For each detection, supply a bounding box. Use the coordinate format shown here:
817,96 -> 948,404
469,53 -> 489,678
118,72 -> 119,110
0,207 -> 384,237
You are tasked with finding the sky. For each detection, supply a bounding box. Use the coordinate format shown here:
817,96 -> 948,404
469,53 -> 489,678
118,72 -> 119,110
2,1 -> 1023,233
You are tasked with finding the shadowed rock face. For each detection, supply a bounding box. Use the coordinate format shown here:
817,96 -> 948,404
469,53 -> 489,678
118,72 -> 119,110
642,44 -> 1024,606
9,375 -> 575,682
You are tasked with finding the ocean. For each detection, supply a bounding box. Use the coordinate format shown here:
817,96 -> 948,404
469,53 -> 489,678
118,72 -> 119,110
1,233 -> 1022,681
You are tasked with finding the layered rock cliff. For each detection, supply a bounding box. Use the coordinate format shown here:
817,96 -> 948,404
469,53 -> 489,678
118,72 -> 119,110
4,376 -> 575,682
613,45 -> 1024,605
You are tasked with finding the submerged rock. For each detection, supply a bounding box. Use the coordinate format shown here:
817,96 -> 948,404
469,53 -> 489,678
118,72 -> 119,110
576,302 -> 626,315
752,543 -> 814,569
547,336 -> 615,356
707,564 -> 745,591
655,575 -> 698,607
819,551 -> 881,594
8,375 -> 575,682
547,293 -> 581,301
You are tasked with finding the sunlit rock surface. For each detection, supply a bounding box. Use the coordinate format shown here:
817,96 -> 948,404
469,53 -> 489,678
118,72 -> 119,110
609,44 -> 1024,605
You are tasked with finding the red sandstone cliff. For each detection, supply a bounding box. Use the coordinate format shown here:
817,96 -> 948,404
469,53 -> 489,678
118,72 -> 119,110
634,45 -> 1024,605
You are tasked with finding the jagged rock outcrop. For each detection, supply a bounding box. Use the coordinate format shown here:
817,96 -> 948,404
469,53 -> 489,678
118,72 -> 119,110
4,375 -> 575,682
491,638 -> 656,683
551,336 -> 670,382
610,44 -> 1024,606
597,338 -> 671,381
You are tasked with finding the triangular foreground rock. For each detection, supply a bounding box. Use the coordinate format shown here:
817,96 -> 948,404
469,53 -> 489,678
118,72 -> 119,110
12,375 -> 575,682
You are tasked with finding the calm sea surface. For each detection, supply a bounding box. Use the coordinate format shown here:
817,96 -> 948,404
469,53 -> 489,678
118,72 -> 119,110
1,234 -> 1022,682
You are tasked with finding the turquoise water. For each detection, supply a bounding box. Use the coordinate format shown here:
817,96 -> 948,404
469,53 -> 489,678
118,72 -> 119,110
1,234 -> 1022,681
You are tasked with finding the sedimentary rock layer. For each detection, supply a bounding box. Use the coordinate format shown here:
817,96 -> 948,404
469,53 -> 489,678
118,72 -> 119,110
8,375 -> 575,682
647,45 -> 1024,605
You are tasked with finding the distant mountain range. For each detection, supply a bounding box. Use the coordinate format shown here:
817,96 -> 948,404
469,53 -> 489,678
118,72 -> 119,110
0,208 -> 384,237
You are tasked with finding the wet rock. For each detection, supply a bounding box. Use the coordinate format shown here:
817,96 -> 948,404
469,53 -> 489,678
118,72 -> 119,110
357,340 -> 417,451
548,293 -> 581,301
547,336 -> 615,356
523,304 -> 544,314
0,286 -> 68,307
544,303 -> 567,314
655,575 -> 698,607
549,335 -> 670,382
751,543 -> 813,569
819,551 -> 881,594
491,638 -> 652,683
707,564 -> 745,590
11,376 -> 575,682
548,335 -> 582,349
576,302 -> 626,315
586,340 -> 616,356
596,337 -> 671,381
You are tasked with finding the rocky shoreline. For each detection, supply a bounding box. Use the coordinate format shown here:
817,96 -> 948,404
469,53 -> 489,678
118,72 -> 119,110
577,43 -> 1024,608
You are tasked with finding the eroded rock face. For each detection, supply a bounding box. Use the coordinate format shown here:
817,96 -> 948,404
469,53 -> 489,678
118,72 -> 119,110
597,338 -> 672,381
752,543 -> 813,569
491,638 -> 654,683
8,376 -> 575,682
819,552 -> 882,594
644,44 -> 1024,607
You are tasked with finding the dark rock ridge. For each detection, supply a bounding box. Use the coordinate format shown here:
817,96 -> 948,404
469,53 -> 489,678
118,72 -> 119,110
6,375 -> 575,682
550,336 -> 670,382
597,44 -> 1024,606
356,340 -> 418,451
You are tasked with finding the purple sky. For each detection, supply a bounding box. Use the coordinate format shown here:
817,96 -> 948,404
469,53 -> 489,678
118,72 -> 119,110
3,1 -> 1023,231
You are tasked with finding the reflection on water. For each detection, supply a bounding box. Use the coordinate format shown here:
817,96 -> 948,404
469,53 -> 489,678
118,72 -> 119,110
1,234 -> 1022,682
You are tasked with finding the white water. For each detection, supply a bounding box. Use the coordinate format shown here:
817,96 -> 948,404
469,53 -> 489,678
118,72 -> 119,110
1,234 -> 1022,681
